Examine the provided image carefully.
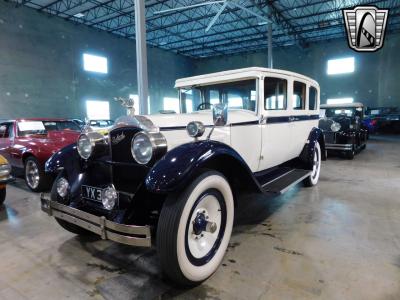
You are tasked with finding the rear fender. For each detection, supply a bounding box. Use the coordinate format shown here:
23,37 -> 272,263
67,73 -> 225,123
145,140 -> 262,195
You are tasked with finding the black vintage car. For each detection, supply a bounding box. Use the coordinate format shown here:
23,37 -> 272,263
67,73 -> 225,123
319,103 -> 368,159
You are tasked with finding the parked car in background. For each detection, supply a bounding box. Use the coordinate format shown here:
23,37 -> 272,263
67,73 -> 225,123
41,67 -> 325,286
367,107 -> 400,133
0,155 -> 14,205
87,119 -> 114,135
319,103 -> 368,159
0,119 -> 80,191
70,119 -> 85,130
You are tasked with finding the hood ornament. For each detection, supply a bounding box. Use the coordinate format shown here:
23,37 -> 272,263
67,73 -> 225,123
114,97 -> 135,116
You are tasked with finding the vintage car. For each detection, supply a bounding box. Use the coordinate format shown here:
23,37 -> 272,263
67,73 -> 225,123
40,67 -> 325,286
0,155 -> 14,205
0,119 -> 81,191
319,103 -> 368,159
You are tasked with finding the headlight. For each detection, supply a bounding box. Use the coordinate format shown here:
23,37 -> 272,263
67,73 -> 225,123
56,177 -> 69,198
0,164 -> 11,178
186,121 -> 205,138
331,122 -> 341,132
77,132 -> 107,160
77,134 -> 93,159
102,186 -> 117,210
131,131 -> 167,165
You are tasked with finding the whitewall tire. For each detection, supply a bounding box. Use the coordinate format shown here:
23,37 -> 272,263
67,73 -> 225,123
157,170 -> 234,286
304,141 -> 321,187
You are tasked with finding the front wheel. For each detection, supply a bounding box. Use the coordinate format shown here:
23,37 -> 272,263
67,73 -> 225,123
157,171 -> 234,286
303,142 -> 321,187
24,157 -> 51,192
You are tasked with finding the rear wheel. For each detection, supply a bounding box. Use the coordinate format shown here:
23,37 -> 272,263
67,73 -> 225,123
346,146 -> 355,160
303,142 -> 321,187
0,188 -> 5,206
24,157 -> 51,192
157,171 -> 234,286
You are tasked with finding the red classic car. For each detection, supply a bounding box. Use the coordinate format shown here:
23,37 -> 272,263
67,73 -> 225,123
0,119 -> 80,191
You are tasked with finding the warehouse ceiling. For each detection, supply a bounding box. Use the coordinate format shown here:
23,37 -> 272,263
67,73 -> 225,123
12,0 -> 400,58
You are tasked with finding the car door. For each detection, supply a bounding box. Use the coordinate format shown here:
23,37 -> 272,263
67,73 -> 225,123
290,80 -> 319,157
258,75 -> 293,171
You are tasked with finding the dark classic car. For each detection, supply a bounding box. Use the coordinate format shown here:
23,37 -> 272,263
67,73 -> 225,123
40,68 -> 325,286
0,155 -> 14,205
319,103 -> 368,159
0,119 -> 81,191
364,107 -> 400,133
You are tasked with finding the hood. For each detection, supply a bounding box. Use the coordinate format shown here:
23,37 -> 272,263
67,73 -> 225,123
29,130 -> 80,146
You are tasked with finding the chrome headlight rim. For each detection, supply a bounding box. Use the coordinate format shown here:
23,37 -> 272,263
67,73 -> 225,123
0,163 -> 11,178
131,131 -> 156,165
56,177 -> 69,198
102,185 -> 118,210
186,121 -> 205,138
131,131 -> 167,165
330,122 -> 341,132
77,133 -> 94,160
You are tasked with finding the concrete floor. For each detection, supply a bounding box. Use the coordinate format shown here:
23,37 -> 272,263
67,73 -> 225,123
0,135 -> 399,300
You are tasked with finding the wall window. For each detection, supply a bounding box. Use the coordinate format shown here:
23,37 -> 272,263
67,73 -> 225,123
83,53 -> 108,74
327,57 -> 354,75
326,97 -> 354,105
264,77 -> 287,110
163,97 -> 180,113
309,86 -> 318,110
293,81 -> 306,110
86,100 -> 110,120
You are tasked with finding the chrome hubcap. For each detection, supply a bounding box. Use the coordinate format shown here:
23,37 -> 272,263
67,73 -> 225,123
26,161 -> 40,189
188,194 -> 221,259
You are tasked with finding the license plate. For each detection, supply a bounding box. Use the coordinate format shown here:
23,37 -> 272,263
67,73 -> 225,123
81,185 -> 103,202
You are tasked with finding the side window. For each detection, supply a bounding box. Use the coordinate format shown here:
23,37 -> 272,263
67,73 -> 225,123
264,77 -> 287,110
7,124 -> 14,138
309,86 -> 318,110
293,81 -> 306,110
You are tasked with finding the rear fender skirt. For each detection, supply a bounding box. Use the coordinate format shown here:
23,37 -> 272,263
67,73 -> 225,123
145,140 -> 262,194
300,128 -> 327,168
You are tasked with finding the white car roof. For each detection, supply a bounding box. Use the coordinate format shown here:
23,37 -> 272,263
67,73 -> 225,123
320,102 -> 364,109
175,67 -> 319,88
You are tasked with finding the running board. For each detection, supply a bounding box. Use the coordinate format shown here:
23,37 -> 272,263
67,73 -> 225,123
261,169 -> 311,194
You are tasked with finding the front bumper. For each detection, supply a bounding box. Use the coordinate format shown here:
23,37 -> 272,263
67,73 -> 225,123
40,193 -> 151,247
0,176 -> 15,185
325,143 -> 353,151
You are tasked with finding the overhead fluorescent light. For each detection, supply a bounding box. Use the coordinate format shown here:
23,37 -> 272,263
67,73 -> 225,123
258,21 -> 268,26
159,41 -> 167,46
74,13 -> 85,18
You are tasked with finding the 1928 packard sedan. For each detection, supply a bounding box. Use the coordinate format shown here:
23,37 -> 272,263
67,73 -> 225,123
41,67 -> 325,286
319,103 -> 368,159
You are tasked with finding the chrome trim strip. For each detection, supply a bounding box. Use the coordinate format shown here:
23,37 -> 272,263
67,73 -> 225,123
279,172 -> 312,194
40,193 -> 151,247
325,143 -> 353,150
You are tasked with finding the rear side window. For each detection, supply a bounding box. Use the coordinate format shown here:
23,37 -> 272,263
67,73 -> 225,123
309,86 -> 318,110
293,81 -> 306,110
264,77 -> 287,110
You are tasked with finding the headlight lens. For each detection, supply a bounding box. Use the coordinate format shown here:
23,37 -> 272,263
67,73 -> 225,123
56,177 -> 69,198
331,122 -> 341,132
77,134 -> 93,159
186,121 -> 205,138
102,186 -> 117,210
0,164 -> 11,178
131,132 -> 154,165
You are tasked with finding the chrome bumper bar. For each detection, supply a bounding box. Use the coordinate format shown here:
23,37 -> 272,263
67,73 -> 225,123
325,143 -> 353,151
0,176 -> 15,185
40,193 -> 151,247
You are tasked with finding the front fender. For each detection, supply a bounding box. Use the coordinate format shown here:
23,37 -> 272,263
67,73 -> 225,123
145,140 -> 261,194
45,143 -> 80,174
300,127 -> 327,166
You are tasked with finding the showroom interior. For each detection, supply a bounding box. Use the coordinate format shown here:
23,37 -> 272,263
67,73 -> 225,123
0,0 -> 400,299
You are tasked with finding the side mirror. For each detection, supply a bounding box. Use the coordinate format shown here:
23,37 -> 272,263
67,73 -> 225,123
212,104 -> 228,126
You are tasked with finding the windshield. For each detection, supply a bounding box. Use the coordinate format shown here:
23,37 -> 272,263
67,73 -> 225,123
17,120 -> 80,136
89,120 -> 114,127
179,79 -> 257,113
323,107 -> 363,118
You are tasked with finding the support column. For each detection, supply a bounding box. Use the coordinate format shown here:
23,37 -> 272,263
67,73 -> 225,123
134,0 -> 149,114
267,23 -> 273,68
